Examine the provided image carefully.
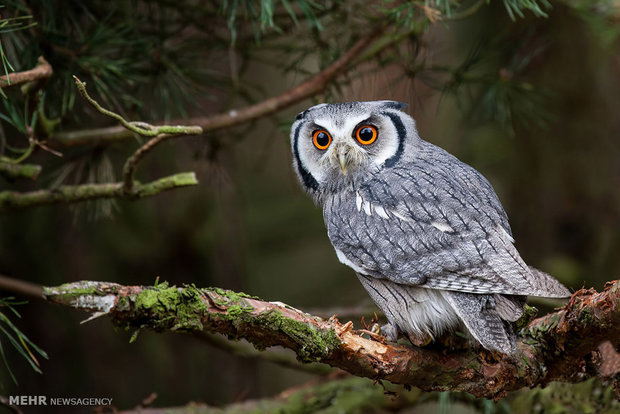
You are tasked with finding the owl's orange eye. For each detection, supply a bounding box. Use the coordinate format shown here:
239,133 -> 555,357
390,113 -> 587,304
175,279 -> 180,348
355,125 -> 378,145
313,130 -> 332,150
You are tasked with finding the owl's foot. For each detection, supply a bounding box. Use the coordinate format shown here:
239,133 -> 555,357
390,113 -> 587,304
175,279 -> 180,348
380,323 -> 399,342
406,331 -> 433,347
381,324 -> 433,347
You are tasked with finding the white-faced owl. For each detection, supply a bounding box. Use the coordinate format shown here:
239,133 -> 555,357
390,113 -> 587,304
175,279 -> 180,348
290,100 -> 570,354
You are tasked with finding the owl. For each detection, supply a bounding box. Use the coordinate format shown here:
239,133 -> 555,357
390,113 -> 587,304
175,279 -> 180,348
290,100 -> 571,354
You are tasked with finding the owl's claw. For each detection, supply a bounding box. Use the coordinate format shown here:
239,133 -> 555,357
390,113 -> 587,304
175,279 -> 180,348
407,332 -> 433,347
380,323 -> 399,342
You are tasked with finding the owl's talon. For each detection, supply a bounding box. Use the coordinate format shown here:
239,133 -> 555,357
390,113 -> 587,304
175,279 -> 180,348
380,323 -> 399,342
407,332 -> 433,347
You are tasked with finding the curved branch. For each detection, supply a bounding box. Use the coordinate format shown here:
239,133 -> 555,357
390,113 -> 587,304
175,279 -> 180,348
51,27 -> 385,147
0,56 -> 52,88
42,279 -> 620,399
0,172 -> 198,212
122,134 -> 171,192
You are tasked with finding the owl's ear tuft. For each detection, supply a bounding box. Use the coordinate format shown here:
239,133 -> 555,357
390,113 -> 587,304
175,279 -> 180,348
378,100 -> 408,111
296,103 -> 328,120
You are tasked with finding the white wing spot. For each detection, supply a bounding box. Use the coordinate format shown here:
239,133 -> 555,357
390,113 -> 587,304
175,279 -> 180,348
335,248 -> 367,274
431,221 -> 455,233
374,205 -> 390,219
363,200 -> 372,216
391,210 -> 414,222
356,192 -> 389,219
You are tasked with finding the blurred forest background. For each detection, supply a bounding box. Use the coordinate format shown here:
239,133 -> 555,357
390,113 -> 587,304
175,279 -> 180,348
0,0 -> 619,412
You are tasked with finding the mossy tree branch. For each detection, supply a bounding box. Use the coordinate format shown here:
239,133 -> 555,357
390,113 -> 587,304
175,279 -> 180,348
0,172 -> 198,212
43,279 -> 620,400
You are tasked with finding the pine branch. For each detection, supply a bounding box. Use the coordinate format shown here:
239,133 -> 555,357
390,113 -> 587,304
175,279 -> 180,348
0,56 -> 52,88
0,172 -> 198,212
50,27 -> 385,147
42,279 -> 620,400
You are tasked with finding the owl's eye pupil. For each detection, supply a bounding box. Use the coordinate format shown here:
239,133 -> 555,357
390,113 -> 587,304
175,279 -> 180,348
359,128 -> 374,141
316,132 -> 329,146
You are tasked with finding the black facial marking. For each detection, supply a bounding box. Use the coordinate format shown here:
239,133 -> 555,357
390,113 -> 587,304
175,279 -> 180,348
382,112 -> 406,168
292,122 -> 319,191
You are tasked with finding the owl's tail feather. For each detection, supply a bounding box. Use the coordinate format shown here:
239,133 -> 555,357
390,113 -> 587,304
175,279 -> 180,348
443,291 -> 517,354
527,266 -> 572,298
494,294 -> 526,322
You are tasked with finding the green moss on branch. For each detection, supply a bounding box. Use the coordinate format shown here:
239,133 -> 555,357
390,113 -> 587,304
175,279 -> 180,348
42,279 -> 620,399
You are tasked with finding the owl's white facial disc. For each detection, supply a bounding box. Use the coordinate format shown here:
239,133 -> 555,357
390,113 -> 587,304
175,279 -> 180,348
291,101 -> 414,194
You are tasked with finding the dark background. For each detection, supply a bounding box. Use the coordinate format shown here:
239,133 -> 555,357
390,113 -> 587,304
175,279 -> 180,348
0,1 -> 618,412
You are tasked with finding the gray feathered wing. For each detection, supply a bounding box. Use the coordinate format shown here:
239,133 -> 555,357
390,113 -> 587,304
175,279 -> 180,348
327,142 -> 570,299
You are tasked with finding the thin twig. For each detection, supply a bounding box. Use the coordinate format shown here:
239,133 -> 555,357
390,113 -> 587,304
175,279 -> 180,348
0,275 -> 42,299
122,134 -> 171,192
73,76 -> 203,138
72,77 -> 203,191
0,56 -> 52,88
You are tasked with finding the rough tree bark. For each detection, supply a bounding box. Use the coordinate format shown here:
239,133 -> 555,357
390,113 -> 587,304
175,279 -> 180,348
41,279 -> 620,400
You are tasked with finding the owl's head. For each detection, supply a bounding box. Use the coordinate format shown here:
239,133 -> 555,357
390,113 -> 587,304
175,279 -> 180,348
290,100 -> 418,199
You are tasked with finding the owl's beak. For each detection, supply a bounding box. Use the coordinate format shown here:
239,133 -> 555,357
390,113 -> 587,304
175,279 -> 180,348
333,143 -> 358,175
338,152 -> 348,175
